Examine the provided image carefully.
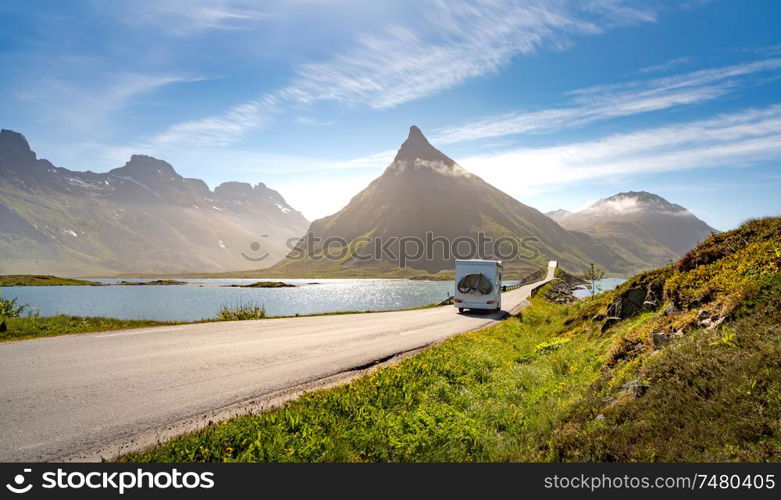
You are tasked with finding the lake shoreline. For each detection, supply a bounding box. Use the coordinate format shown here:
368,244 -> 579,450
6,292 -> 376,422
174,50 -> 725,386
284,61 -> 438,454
1,277 -> 456,322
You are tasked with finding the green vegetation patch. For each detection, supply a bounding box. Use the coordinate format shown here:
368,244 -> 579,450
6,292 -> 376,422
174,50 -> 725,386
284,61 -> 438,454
666,217 -> 781,309
214,303 -> 267,321
1,314 -> 175,342
546,272 -> 781,462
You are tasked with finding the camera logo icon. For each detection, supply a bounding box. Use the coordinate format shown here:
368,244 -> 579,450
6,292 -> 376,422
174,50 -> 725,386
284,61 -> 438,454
241,234 -> 270,262
6,468 -> 33,494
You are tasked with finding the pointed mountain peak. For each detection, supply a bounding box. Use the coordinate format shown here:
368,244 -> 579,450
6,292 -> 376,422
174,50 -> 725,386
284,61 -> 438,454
393,125 -> 454,165
0,129 -> 36,162
408,125 -> 426,141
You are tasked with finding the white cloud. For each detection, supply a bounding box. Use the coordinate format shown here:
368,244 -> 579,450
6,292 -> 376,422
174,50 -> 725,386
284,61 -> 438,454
284,2 -> 603,110
433,57 -> 781,144
17,73 -> 204,136
145,0 -> 657,148
458,104 -> 781,195
638,56 -> 692,74
120,0 -> 276,33
151,95 -> 280,147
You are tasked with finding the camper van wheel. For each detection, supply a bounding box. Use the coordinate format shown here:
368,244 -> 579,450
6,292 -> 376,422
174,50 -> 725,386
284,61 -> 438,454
458,308 -> 464,313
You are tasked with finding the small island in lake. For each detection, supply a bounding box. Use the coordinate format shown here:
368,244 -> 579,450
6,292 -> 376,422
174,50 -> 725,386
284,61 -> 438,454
226,281 -> 296,288
118,280 -> 188,286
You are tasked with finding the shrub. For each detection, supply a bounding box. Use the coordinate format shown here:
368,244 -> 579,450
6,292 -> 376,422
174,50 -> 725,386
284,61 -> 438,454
0,292 -> 26,319
214,302 -> 267,321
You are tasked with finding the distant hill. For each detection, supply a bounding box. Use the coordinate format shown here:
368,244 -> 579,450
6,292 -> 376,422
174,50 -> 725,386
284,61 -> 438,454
548,191 -> 717,269
0,129 -> 308,275
267,126 -> 634,278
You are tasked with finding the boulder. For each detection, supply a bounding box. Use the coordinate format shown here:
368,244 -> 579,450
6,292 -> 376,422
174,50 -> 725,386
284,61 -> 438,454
607,270 -> 670,320
606,286 -> 646,318
652,332 -> 670,349
592,313 -> 606,322
624,381 -> 650,398
601,316 -> 622,333
704,316 -> 726,330
652,330 -> 683,350
697,309 -> 710,321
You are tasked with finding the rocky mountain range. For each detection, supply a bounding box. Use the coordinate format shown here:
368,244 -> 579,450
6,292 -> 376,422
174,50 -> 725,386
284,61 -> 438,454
267,126 -> 637,277
1,126 -> 718,278
0,129 -> 309,275
547,191 -> 717,269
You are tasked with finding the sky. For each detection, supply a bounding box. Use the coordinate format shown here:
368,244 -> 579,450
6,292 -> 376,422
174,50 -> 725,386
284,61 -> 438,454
1,0 -> 780,230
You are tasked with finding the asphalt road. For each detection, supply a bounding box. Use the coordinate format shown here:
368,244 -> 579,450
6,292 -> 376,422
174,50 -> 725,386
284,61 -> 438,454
0,261 -> 556,461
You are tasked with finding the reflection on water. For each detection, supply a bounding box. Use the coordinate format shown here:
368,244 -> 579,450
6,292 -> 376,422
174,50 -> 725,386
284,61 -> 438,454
0,278 -> 454,322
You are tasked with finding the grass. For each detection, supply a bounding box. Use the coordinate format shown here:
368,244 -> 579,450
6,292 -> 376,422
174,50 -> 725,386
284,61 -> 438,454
0,299 -> 449,343
0,314 -> 175,342
0,274 -> 100,286
214,302 -> 267,321
546,273 -> 781,462
0,303 -> 270,341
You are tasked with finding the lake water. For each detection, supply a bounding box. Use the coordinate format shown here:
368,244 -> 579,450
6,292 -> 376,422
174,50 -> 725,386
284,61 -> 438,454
572,278 -> 627,299
1,276 -> 617,322
0,278 -> 455,322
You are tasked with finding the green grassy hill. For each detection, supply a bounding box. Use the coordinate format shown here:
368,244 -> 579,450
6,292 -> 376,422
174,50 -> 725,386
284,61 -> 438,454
121,217 -> 780,462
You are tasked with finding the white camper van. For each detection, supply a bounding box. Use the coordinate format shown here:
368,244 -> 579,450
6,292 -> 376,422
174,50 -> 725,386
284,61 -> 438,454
453,259 -> 502,313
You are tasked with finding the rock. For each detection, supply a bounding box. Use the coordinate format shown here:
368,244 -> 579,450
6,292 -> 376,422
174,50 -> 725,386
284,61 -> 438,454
592,313 -> 606,322
642,300 -> 657,312
653,329 -> 683,349
652,332 -> 671,349
606,286 -> 646,319
705,316 -> 726,330
697,309 -> 710,320
594,414 -> 606,423
662,303 -> 676,316
601,316 -> 622,333
624,381 -> 650,398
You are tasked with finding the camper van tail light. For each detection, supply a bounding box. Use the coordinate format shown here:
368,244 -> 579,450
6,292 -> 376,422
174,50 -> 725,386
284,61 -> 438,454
486,300 -> 496,305
454,299 -> 463,303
